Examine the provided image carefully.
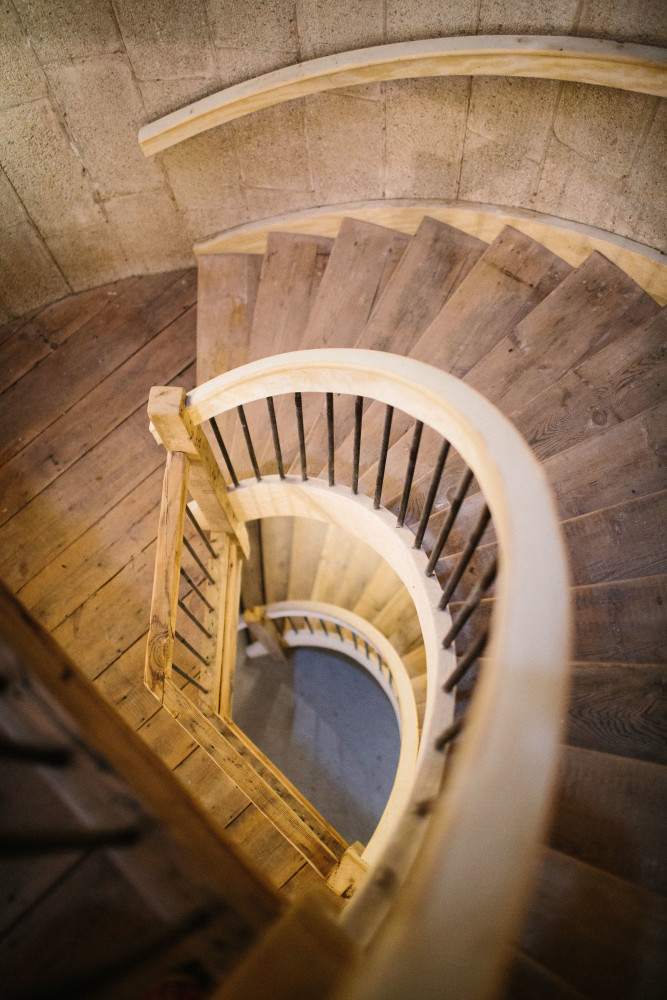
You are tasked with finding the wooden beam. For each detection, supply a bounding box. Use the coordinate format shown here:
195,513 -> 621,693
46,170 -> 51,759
145,451 -> 188,698
219,539 -> 243,716
139,36 -> 667,157
245,606 -> 288,662
148,386 -> 249,556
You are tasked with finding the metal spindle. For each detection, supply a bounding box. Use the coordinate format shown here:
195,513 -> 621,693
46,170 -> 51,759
352,395 -> 363,494
172,663 -> 209,695
443,558 -> 498,649
444,630 -> 488,693
237,404 -> 262,481
397,420 -> 423,527
266,396 -> 285,478
305,616 -> 315,635
295,393 -> 307,480
374,405 -> 394,509
414,439 -> 450,549
185,506 -> 216,559
209,417 -> 239,486
319,618 -> 329,635
0,736 -> 70,766
335,623 -> 344,642
439,504 -> 492,609
326,393 -> 335,486
178,599 -> 212,638
183,537 -> 214,584
364,640 -> 370,659
180,567 -> 214,612
176,631 -> 209,665
425,467 -> 474,576
434,713 -> 465,751
352,632 -> 358,650
287,616 -> 298,633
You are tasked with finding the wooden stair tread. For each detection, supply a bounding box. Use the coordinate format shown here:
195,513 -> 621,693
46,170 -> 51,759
196,254 -> 261,386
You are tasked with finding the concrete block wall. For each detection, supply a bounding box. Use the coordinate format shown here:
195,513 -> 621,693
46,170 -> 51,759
0,0 -> 665,320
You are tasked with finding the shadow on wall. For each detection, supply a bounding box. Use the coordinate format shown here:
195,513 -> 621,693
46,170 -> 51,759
233,643 -> 401,845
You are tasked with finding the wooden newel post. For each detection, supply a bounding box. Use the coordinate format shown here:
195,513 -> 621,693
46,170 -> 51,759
148,386 -> 249,557
146,450 -> 189,698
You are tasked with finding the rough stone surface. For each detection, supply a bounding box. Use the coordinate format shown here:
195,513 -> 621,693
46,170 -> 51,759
305,92 -> 384,202
12,0 -> 122,64
114,0 -> 218,81
296,0 -> 385,59
46,223 -> 131,291
104,189 -> 193,274
235,102 -> 312,192
459,77 -> 560,207
0,2 -> 47,110
0,222 -> 68,315
45,54 -> 163,199
576,0 -> 667,46
477,0 -> 579,35
0,99 -> 103,236
385,0 -> 477,41
612,99 -> 667,249
138,77 -> 220,121
385,77 -> 469,199
0,166 -> 29,230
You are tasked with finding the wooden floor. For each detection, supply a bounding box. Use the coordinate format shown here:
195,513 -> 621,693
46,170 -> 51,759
0,271 -> 323,900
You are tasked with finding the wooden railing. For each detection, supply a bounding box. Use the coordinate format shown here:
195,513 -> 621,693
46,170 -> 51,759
148,349 -> 571,1000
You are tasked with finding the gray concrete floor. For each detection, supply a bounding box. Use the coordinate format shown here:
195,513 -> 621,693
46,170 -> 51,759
233,638 -> 401,846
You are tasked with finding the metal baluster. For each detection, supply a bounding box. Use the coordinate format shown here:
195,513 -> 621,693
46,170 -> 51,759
178,599 -> 212,638
319,618 -> 329,635
185,506 -> 216,558
352,632 -> 358,651
352,395 -> 363,494
295,393 -> 307,480
237,404 -> 261,481
326,393 -> 335,486
287,616 -> 298,633
180,567 -> 214,612
304,616 -> 315,635
183,537 -> 214,584
335,623 -> 344,642
444,630 -> 488,693
266,396 -> 285,478
439,504 -> 492,609
176,631 -> 209,665
374,405 -> 394,509
434,713 -> 465,751
425,467 -> 474,576
443,558 -> 497,649
414,439 -> 450,549
172,663 -> 209,695
209,417 -> 239,486
397,420 -> 423,527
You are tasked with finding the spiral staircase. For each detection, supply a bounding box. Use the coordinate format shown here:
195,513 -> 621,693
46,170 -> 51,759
1,213 -> 665,1000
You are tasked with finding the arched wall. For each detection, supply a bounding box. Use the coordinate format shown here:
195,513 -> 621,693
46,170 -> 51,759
0,1 -> 665,319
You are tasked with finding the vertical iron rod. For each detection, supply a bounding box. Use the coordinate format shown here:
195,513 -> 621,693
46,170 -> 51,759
319,618 -> 329,635
435,713 -> 465,751
397,420 -> 424,527
209,417 -> 239,486
443,558 -> 498,649
352,632 -> 358,651
305,616 -> 315,635
180,567 -> 214,612
439,504 -> 492,609
183,537 -> 214,584
185,507 -> 216,558
287,616 -> 298,633
414,439 -> 450,549
237,404 -> 261,481
326,392 -> 335,486
178,599 -> 212,638
425,467 -> 474,576
335,623 -> 344,642
444,630 -> 489,693
364,640 -> 370,659
294,393 -> 307,480
352,395 -> 363,494
266,396 -> 285,479
374,405 -> 394,509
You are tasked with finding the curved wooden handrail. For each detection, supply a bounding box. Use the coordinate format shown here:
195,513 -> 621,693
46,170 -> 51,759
263,598 -> 420,867
139,36 -> 667,156
186,349 -> 571,999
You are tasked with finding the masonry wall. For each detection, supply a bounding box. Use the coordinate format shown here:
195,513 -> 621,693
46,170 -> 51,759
1,0 -> 665,320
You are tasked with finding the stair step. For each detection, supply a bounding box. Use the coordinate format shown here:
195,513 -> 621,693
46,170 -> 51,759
287,517 -> 329,602
302,216 -> 486,480
196,253 -> 262,386
261,516 -> 295,605
348,225 -> 573,506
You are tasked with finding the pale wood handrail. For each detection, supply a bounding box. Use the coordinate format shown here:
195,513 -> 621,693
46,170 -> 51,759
139,36 -> 667,156
185,348 -> 571,1000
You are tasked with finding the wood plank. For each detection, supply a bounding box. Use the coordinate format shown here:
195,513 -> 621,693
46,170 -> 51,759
520,848 -> 667,1000
137,703 -> 198,769
261,516 -> 294,605
174,746 -> 250,829
572,575 -> 667,664
0,269 -> 196,465
94,633 -> 162,732
242,519 -> 265,608
17,467 -> 163,631
354,226 -> 572,511
0,301 -> 196,528
0,276 -> 137,395
224,805 -> 315,891
196,253 -> 262,385
567,661 -> 667,765
287,517 -> 328,601
352,561 -> 403,622
218,540 -> 243,716
304,217 -> 486,481
311,525 -> 358,605
334,543 -> 382,612
550,746 -> 667,893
